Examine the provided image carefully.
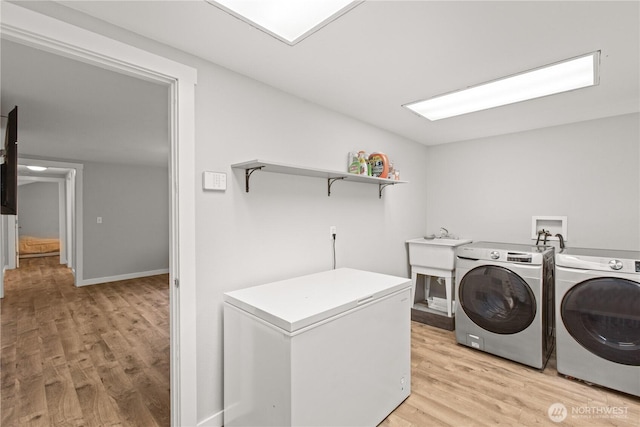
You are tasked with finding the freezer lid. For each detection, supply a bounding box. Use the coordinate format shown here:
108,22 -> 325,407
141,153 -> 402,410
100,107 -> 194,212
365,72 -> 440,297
224,268 -> 411,333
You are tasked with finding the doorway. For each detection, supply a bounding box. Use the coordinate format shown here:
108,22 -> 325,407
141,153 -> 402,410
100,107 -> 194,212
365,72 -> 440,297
1,4 -> 198,425
9,161 -> 79,276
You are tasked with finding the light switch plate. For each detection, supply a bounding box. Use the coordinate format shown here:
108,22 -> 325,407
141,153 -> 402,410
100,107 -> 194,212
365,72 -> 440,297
203,171 -> 227,191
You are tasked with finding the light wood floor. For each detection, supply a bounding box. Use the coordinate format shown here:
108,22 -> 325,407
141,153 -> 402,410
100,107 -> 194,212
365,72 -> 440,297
383,322 -> 640,426
2,258 -> 639,427
1,256 -> 170,427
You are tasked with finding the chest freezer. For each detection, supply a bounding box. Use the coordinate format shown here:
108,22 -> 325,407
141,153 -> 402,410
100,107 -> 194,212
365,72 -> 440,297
223,268 -> 412,426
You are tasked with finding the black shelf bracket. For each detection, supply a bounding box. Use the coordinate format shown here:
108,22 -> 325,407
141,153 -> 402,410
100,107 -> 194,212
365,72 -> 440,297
379,182 -> 396,199
244,166 -> 264,192
327,177 -> 346,197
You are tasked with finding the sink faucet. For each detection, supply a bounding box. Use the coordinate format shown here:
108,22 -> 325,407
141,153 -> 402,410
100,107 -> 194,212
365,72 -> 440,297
555,233 -> 565,249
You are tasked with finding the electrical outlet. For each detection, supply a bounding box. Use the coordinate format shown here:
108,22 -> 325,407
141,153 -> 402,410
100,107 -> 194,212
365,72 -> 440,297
329,226 -> 337,238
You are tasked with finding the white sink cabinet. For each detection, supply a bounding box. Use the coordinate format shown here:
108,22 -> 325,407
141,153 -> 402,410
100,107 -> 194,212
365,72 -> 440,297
406,237 -> 472,318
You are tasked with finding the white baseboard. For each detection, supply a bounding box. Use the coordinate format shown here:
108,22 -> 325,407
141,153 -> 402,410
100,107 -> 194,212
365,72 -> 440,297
197,409 -> 224,427
78,268 -> 169,287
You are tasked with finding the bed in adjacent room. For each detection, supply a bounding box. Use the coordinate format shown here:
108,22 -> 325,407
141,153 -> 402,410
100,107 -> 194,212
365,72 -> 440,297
18,235 -> 60,258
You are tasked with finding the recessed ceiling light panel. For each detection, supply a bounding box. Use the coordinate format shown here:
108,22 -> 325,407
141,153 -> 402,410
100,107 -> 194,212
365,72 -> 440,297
404,51 -> 601,121
206,0 -> 361,45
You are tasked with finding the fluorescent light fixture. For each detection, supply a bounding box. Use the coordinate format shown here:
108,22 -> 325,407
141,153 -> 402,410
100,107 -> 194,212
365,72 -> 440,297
404,51 -> 600,121
26,165 -> 47,172
206,0 -> 360,45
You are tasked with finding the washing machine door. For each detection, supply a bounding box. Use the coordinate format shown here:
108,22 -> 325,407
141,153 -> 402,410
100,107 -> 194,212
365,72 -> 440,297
459,265 -> 536,334
561,277 -> 640,366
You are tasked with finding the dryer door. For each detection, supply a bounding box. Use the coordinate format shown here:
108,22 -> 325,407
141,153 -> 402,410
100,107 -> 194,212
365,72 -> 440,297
561,278 -> 640,366
459,265 -> 536,334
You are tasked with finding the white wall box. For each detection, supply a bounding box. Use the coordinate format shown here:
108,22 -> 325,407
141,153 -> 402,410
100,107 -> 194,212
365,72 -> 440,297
223,268 -> 412,426
231,159 -> 408,198
531,216 -> 568,242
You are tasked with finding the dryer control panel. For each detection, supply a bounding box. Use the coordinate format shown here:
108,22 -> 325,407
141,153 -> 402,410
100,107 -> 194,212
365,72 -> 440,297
507,252 -> 532,263
456,242 -> 551,265
556,248 -> 640,274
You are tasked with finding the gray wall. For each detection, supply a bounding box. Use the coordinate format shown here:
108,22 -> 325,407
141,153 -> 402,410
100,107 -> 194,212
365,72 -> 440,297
18,181 -> 59,237
425,113 -> 640,251
83,161 -> 169,280
191,57 -> 429,423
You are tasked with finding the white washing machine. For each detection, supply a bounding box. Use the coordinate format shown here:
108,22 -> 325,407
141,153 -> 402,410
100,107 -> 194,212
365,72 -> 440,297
455,242 -> 555,369
555,247 -> 640,397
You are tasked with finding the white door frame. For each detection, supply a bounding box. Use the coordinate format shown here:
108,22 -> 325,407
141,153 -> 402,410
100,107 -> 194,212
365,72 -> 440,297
13,173 -> 68,266
1,4 -> 198,426
15,158 -> 82,279
6,214 -> 17,270
65,168 -> 75,269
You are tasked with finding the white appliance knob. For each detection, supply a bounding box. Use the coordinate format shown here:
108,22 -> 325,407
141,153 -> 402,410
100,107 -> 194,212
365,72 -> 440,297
609,259 -> 623,270
490,251 -> 500,260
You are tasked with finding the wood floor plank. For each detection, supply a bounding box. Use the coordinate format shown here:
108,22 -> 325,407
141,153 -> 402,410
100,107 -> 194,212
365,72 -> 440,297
96,361 -> 159,427
116,285 -> 169,339
1,341 -> 19,426
99,329 -> 170,426
37,320 -> 66,365
0,339 -> 16,388
17,374 -> 48,427
67,359 -> 123,427
42,358 -> 85,427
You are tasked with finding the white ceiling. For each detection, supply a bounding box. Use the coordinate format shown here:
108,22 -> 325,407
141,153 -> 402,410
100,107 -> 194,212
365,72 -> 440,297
2,0 -> 639,166
1,36 -> 169,167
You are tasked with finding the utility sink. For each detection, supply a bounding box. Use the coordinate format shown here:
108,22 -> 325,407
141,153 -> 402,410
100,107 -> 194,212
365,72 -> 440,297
406,237 -> 473,270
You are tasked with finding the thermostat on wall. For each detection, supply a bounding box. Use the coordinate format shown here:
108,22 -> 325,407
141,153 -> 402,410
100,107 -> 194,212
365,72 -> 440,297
203,171 -> 227,191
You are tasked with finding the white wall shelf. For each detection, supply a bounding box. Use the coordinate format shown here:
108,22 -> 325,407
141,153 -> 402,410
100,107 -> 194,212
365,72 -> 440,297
231,159 -> 408,198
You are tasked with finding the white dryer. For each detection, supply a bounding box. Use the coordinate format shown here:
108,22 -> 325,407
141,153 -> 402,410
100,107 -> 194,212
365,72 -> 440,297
555,248 -> 640,397
455,242 -> 555,369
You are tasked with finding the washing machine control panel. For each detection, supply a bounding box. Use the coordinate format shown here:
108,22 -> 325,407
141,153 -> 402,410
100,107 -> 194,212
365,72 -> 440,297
507,252 -> 533,263
608,259 -> 623,270
485,251 -> 534,263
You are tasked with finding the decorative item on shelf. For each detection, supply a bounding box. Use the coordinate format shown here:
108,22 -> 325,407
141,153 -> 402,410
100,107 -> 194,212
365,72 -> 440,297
369,152 -> 389,178
347,151 -> 360,174
347,151 -> 398,179
357,151 -> 369,175
386,159 -> 401,180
